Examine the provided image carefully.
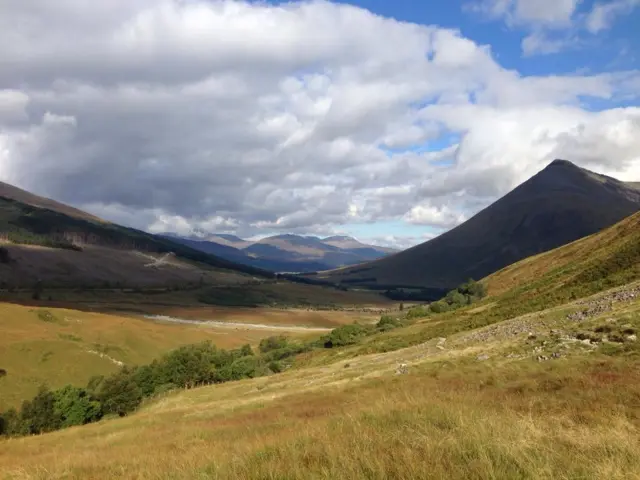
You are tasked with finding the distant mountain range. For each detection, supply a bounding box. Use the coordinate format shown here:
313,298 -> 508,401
311,159 -> 640,295
164,233 -> 397,273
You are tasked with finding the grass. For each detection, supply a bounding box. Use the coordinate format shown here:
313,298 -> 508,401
1,347 -> 638,478
1,284 -> 640,479
0,302 -> 350,410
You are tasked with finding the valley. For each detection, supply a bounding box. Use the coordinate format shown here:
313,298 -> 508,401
1,164 -> 639,480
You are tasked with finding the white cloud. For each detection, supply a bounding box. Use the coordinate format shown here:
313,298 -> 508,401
0,0 -> 638,243
586,0 -> 640,33
470,0 -> 640,55
469,0 -> 581,27
404,203 -> 468,228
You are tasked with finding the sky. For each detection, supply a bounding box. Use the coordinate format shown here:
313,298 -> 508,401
0,0 -> 639,250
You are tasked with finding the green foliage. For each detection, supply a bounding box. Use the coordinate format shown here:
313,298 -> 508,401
240,344 -> 254,357
406,305 -> 430,319
160,343 -> 219,389
0,409 -> 20,436
259,336 -> 290,353
19,387 -> 61,435
324,324 -> 370,348
53,385 -> 102,428
429,300 -> 451,314
97,368 -> 143,417
376,315 -> 402,332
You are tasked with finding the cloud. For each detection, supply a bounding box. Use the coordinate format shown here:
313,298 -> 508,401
470,0 -> 640,55
468,0 -> 581,28
0,0 -> 639,244
586,0 -> 640,33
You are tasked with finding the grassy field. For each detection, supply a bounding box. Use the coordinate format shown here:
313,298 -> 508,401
1,284 -> 639,479
0,301 -> 379,410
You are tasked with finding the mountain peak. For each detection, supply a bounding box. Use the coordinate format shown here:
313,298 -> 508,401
548,159 -> 577,168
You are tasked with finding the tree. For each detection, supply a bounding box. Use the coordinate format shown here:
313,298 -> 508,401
53,385 -> 102,428
98,368 -> 143,417
20,386 -> 61,434
0,409 -> 20,436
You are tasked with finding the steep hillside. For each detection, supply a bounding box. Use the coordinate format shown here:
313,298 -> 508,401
0,184 -> 273,288
0,182 -> 102,222
314,160 -> 640,291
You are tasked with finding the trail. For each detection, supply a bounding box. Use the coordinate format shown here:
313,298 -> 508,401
144,315 -> 332,332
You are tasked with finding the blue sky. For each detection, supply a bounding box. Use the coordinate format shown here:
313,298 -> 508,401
2,0 -> 640,249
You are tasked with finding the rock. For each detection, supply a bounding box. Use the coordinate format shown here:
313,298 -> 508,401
627,334 -> 637,342
395,363 -> 408,375
476,354 -> 490,361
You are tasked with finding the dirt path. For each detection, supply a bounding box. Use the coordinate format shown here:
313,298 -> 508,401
144,315 -> 332,332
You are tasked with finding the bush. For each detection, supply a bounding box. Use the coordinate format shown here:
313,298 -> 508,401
324,324 -> 370,348
0,368 -> 6,378
429,300 -> 451,314
406,305 -> 430,319
376,315 -> 402,332
259,335 -> 290,353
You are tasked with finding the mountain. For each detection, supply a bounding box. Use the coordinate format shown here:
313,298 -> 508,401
0,183 -> 272,288
311,159 -> 640,292
0,181 -> 102,222
169,233 -> 397,273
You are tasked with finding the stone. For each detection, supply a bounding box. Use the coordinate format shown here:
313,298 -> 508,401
476,354 -> 490,361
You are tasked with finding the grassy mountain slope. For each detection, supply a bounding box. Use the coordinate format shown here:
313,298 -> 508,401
313,160 -> 640,290
0,182 -> 102,222
3,268 -> 639,478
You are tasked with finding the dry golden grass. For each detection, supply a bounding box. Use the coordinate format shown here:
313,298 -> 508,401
2,292 -> 639,479
0,302 -> 337,410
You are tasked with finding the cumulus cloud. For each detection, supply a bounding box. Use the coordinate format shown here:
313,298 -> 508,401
586,0 -> 640,33
470,0 -> 640,55
0,0 -> 639,248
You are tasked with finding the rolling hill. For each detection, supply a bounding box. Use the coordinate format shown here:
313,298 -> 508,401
0,182 -> 273,288
312,159 -> 640,293
167,233 -> 396,273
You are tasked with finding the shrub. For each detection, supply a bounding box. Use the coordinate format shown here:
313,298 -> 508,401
0,368 -> 6,378
259,335 -> 290,353
376,315 -> 402,332
429,300 -> 451,314
406,305 -> 430,319
324,324 -> 370,348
